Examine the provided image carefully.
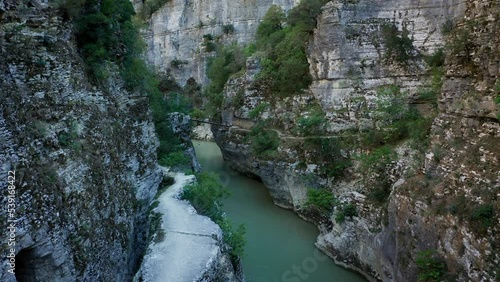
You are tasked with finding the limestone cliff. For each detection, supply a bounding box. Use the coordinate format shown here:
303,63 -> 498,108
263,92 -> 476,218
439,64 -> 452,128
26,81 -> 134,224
0,1 -> 162,281
142,0 -> 300,86
211,0 -> 499,281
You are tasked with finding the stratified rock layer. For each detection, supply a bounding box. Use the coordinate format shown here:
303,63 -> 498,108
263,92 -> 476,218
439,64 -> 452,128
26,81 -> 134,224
143,0 -> 300,85
212,0 -> 499,281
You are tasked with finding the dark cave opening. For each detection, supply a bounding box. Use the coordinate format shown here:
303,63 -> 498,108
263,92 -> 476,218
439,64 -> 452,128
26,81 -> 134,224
15,248 -> 36,282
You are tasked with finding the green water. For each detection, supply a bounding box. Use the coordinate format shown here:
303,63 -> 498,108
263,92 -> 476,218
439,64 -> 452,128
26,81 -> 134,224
193,141 -> 367,282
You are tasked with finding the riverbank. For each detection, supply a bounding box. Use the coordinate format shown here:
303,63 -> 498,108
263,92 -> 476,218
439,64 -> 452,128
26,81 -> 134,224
135,171 -> 241,282
194,140 -> 367,282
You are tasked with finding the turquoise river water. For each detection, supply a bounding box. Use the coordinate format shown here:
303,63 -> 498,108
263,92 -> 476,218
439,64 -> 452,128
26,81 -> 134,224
194,141 -> 367,282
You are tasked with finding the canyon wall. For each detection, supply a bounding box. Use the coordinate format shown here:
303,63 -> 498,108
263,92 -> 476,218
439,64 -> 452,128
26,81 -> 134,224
0,1 -> 162,280
0,1 -> 245,281
211,0 -> 499,281
143,0 -> 300,86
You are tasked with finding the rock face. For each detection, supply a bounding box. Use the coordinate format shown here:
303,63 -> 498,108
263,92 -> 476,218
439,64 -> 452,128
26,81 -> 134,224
0,2 -> 162,281
142,0 -> 300,86
308,0 -> 466,132
213,0 -> 499,281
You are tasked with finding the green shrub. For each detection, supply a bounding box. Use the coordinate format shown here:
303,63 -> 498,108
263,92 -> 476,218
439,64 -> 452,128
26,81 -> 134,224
415,250 -> 447,281
58,122 -> 79,149
359,145 -> 396,172
441,18 -> 454,35
158,151 -> 190,168
218,219 -> 246,258
335,203 -> 358,223
164,92 -> 193,114
204,41 -> 217,52
470,204 -> 494,229
366,85 -> 433,147
191,108 -> 206,119
368,184 -> 391,204
244,43 -> 257,56
137,0 -> 171,20
286,0 -> 329,32
360,142 -> 393,204
170,58 -> 188,68
182,172 -> 246,258
257,26 -> 312,96
305,188 -> 337,214
294,113 -> 326,136
249,123 -> 280,157
74,0 -> 139,81
248,102 -> 270,119
155,177 -> 175,199
232,89 -> 245,108
425,48 -> 445,67
205,43 -> 246,117
253,1 -> 329,97
182,172 -> 230,220
448,23 -> 475,65
381,23 -> 416,64
202,34 -> 217,52
203,34 -> 213,41
222,24 -> 235,34
256,5 -> 286,40
69,0 -> 190,169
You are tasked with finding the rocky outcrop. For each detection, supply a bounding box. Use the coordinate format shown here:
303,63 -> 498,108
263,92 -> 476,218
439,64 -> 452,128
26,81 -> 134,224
213,0 -> 499,281
142,0 -> 300,86
308,0 -> 466,132
0,2 -> 161,281
192,123 -> 214,141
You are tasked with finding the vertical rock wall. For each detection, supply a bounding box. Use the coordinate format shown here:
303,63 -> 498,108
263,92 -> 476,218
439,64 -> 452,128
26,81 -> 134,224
0,1 -> 162,281
212,0 -> 499,281
143,0 -> 300,86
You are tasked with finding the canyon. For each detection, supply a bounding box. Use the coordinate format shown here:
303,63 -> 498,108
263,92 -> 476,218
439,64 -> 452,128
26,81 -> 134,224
0,0 -> 498,281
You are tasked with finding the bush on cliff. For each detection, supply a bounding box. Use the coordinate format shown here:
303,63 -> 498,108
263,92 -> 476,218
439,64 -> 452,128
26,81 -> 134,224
248,122 -> 280,157
415,250 -> 447,281
381,23 -> 416,64
305,188 -> 337,214
205,44 -> 246,118
182,172 -> 246,258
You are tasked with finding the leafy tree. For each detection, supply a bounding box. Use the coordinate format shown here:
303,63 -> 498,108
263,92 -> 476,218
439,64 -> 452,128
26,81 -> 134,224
294,113 -> 326,136
287,0 -> 329,32
256,5 -> 286,40
335,203 -> 358,223
305,188 -> 337,214
205,44 -> 246,117
382,23 -> 415,64
415,250 -> 447,281
249,122 -> 280,157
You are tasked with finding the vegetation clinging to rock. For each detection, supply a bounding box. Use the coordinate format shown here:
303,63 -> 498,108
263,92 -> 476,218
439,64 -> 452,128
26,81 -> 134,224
182,172 -> 246,258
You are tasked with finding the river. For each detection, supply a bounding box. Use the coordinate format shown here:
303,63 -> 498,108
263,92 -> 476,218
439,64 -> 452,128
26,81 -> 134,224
193,141 -> 367,282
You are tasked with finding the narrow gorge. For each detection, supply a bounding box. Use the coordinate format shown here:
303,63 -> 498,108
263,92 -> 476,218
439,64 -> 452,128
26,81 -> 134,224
0,0 -> 498,281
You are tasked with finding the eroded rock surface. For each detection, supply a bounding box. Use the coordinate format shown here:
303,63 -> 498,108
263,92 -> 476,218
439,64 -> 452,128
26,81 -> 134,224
0,2 -> 161,281
143,0 -> 300,86
212,0 -> 499,281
